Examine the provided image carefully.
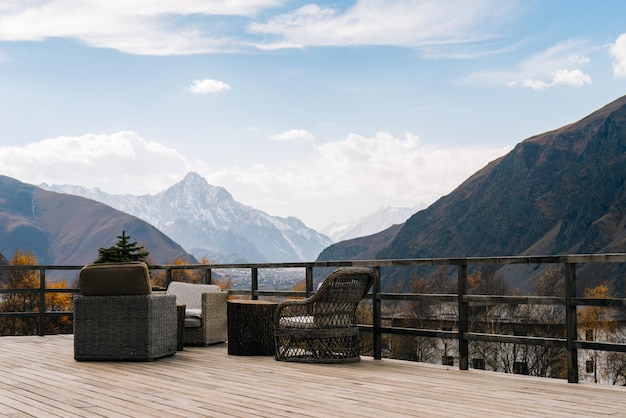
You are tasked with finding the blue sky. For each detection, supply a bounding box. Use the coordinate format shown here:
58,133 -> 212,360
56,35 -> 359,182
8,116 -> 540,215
1,0 -> 625,231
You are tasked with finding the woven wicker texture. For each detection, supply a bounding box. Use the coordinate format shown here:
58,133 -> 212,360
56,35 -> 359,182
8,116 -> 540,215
73,294 -> 177,361
274,267 -> 373,363
180,290 -> 229,346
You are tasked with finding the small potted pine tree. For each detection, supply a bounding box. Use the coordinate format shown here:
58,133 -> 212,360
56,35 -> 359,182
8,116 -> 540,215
95,231 -> 150,263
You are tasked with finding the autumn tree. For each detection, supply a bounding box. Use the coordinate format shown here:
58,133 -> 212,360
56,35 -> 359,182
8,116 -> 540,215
392,268 -> 454,364
535,267 -> 564,297
429,266 -> 457,365
290,280 -> 307,295
468,265 -> 509,296
44,279 -> 74,334
605,347 -> 626,385
389,275 -> 423,361
467,267 -> 510,371
431,265 -> 456,294
388,278 -> 409,324
526,267 -> 567,378
0,250 -> 73,336
356,297 -> 375,356
169,256 -> 205,285
0,250 -> 39,335
467,266 -> 569,377
578,282 -> 620,383
151,256 -> 232,290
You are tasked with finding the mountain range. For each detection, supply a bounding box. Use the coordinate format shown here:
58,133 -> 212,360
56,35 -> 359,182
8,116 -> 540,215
43,172 -> 333,263
318,94 -> 626,294
0,176 -> 192,267
321,205 -> 420,242
4,94 -> 626,294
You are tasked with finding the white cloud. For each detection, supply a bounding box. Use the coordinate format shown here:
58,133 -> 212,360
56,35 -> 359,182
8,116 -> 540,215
520,68 -> 592,90
0,0 -> 283,55
249,0 -> 516,54
610,33 -> 626,77
207,131 -> 511,229
465,39 -> 593,89
569,54 -> 589,64
0,132 -> 208,194
520,79 -> 548,90
0,130 -> 510,230
270,129 -> 315,142
552,69 -> 591,87
188,79 -> 231,94
0,0 -> 516,56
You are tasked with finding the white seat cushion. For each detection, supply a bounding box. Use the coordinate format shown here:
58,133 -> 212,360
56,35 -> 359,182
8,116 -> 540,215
186,308 -> 202,318
278,315 -> 315,329
166,282 -> 221,310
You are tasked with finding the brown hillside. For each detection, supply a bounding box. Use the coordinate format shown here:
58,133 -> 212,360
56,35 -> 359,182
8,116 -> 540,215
318,94 -> 626,293
0,176 -> 193,266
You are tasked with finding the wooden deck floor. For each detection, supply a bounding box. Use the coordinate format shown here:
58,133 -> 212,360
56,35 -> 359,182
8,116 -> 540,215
0,335 -> 624,417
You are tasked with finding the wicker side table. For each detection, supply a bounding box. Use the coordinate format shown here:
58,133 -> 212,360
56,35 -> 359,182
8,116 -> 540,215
227,300 -> 277,356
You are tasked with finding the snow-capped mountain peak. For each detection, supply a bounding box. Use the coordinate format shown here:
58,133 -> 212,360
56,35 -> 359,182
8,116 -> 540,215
321,205 -> 422,242
42,172 -> 332,263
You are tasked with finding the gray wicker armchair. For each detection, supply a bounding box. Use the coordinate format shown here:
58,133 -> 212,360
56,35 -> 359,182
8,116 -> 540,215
274,267 -> 374,363
166,281 -> 228,346
73,262 -> 177,361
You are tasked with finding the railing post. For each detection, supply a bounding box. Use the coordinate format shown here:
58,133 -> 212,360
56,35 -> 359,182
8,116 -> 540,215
165,268 -> 172,287
565,262 -> 579,383
457,262 -> 469,370
38,267 -> 46,337
251,267 -> 259,300
372,266 -> 382,360
204,268 -> 212,285
305,266 -> 313,297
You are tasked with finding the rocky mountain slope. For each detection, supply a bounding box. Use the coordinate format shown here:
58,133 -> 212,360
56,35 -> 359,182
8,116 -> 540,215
0,176 -> 193,266
318,95 -> 626,293
44,172 -> 333,263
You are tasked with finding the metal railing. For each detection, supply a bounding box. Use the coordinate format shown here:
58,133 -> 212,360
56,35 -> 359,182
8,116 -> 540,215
1,254 -> 625,383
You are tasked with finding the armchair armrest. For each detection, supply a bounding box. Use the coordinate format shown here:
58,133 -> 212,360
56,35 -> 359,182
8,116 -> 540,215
274,298 -> 316,329
200,291 -> 228,344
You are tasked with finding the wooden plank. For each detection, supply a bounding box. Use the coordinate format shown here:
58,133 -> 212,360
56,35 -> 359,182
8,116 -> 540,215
0,335 -> 625,417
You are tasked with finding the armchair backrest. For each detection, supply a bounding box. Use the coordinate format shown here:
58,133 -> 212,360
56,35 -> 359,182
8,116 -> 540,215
313,267 -> 373,328
79,262 -> 152,296
166,281 -> 221,309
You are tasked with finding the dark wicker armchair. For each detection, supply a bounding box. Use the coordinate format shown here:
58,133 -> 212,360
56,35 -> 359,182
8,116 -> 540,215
274,267 -> 374,363
73,262 -> 177,361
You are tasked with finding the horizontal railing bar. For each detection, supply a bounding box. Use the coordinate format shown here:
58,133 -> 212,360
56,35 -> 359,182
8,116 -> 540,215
359,325 -> 457,339
466,332 -> 567,348
0,266 -> 83,271
574,340 -> 626,353
254,290 -> 305,298
2,254 -> 626,274
0,311 -> 73,317
226,290 -> 308,298
376,293 -> 458,302
566,253 -> 626,263
463,295 -> 565,305
573,297 -> 626,307
150,254 -> 626,269
0,289 -> 79,294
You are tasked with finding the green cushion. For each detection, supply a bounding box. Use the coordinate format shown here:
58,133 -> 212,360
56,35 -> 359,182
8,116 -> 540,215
79,262 -> 152,296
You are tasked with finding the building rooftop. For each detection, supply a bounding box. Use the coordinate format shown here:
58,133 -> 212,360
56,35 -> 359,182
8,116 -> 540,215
0,334 -> 624,417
